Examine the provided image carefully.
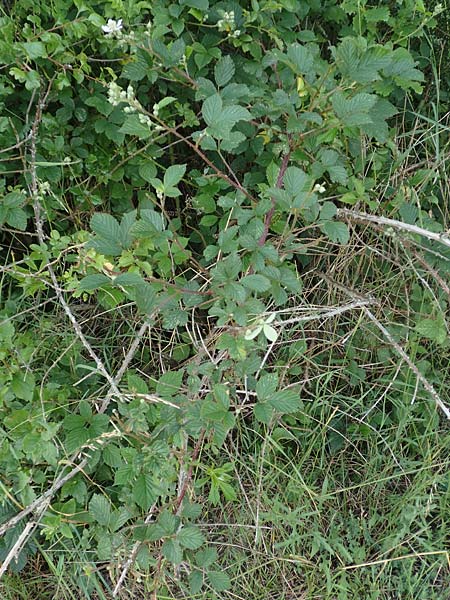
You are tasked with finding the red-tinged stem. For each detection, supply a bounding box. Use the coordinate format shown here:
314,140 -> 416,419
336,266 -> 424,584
257,150 -> 291,247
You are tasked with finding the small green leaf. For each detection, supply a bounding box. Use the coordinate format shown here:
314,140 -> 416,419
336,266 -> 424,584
254,402 -> 273,424
139,162 -> 157,182
215,56 -> 235,87
263,324 -> 278,342
207,570 -> 231,591
164,164 -> 186,188
158,510 -> 178,536
90,213 -> 121,240
102,444 -> 122,468
286,43 -> 313,74
177,525 -> 205,549
415,317 -> 447,345
283,166 -> 308,197
113,272 -> 145,287
11,372 -> 35,402
240,274 -> 271,292
202,94 -> 223,126
3,191 -> 24,208
319,202 -> 337,221
195,546 -> 218,568
119,115 -> 152,139
78,274 -> 111,292
320,220 -> 350,245
189,570 -> 204,594
256,373 -> 278,401
135,283 -> 157,314
162,539 -> 183,564
180,0 -> 209,9
6,208 -> 28,231
133,473 -> 155,510
156,370 -> 184,398
22,41 -> 47,60
268,389 -> 301,413
332,91 -> 377,127
89,494 -> 111,527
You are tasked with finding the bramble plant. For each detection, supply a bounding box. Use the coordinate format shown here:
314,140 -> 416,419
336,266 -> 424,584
0,0 -> 449,598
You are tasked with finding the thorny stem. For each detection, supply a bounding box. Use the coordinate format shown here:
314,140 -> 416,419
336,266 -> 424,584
258,149 -> 291,247
149,431 -> 205,599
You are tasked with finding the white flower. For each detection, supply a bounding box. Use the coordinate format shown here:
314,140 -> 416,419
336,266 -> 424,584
101,19 -> 123,35
39,181 -> 51,195
107,81 -> 123,106
313,183 -> 326,194
138,114 -> 152,127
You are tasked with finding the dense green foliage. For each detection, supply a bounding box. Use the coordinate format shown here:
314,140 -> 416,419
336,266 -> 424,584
0,0 -> 449,598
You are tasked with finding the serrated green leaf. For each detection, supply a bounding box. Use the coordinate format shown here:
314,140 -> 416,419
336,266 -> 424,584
283,166 -> 309,197
90,213 -> 120,240
78,274 -> 111,292
189,570 -> 204,594
139,162 -> 157,182
320,220 -> 350,244
6,208 -> 28,231
133,473 -> 155,510
89,494 -> 111,527
84,94 -> 112,117
382,48 -> 424,84
164,164 -> 186,188
254,401 -> 274,424
195,546 -> 218,568
110,506 -> 132,532
119,115 -> 152,139
207,570 -> 231,591
135,283 -> 157,314
177,526 -> 205,549
203,94 -> 223,126
363,98 -> 397,142
113,272 -> 145,287
22,41 -> 47,60
180,0 -> 208,8
415,317 -> 447,345
121,51 -> 150,81
332,91 -> 377,127
138,209 -> 166,233
286,43 -> 313,74
335,38 -> 391,84
215,56 -> 235,87
89,238 -> 122,256
203,94 -> 251,139
11,372 -> 35,402
102,444 -> 122,468
269,389 -> 301,413
240,274 -> 271,292
162,539 -> 183,564
118,210 -> 137,248
256,373 -> 278,401
220,105 -> 251,125
156,370 -> 184,398
158,510 -> 178,536
319,202 -> 337,221
3,191 -> 24,208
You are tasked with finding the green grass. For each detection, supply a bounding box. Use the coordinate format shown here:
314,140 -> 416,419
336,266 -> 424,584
2,189 -> 449,600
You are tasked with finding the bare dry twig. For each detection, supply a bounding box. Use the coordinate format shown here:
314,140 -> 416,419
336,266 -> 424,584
337,208 -> 450,249
318,273 -> 450,420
